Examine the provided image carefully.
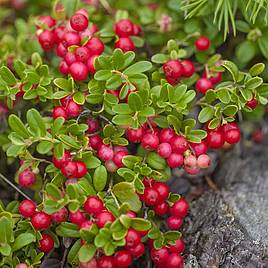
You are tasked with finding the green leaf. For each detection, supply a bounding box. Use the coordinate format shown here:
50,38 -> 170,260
146,152 -> 167,170
78,179 -> 96,196
131,218 -> 151,231
12,233 -> 36,251
245,77 -> 263,90
198,106 -> 214,123
0,244 -> 11,256
223,61 -> 239,81
106,75 -> 122,89
112,115 -> 133,126
93,165 -> 107,192
67,240 -> 81,264
94,70 -> 112,81
78,244 -> 96,263
223,105 -> 238,116
113,104 -> 132,114
258,36 -> 268,60
56,223 -> 80,238
58,134 -> 81,149
235,20 -> 251,33
6,144 -> 25,157
151,54 -> 168,64
249,63 -> 265,76
235,40 -> 256,63
0,216 -> 13,244
128,93 -> 142,111
0,66 -> 16,85
27,109 -> 46,136
13,59 -> 26,79
73,91 -> 85,105
124,61 -> 152,75
45,183 -> 62,200
54,78 -> 71,91
37,140 -> 53,154
217,88 -> 231,104
8,114 -> 29,139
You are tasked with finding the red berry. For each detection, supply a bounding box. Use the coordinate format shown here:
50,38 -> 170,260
87,55 -> 97,74
75,46 -> 90,62
114,146 -> 128,154
69,62 -> 89,81
159,128 -> 175,143
170,135 -> 188,154
203,71 -> 222,85
87,118 -> 99,133
128,242 -> 145,258
62,32 -> 81,47
84,196 -> 104,216
181,60 -> 195,77
38,30 -> 56,51
197,154 -> 211,169
113,151 -> 128,167
195,36 -> 210,51
56,43 -> 68,57
52,106 -> 67,120
184,155 -> 197,168
141,133 -> 159,150
222,122 -> 238,133
70,14 -> 89,32
89,135 -> 103,150
97,256 -> 115,268
79,259 -> 97,268
252,129 -> 264,143
76,161 -> 87,178
169,239 -> 185,254
51,207 -> 68,223
246,98 -> 258,109
167,216 -> 183,230
171,198 -> 189,218
190,141 -> 208,156
39,234 -> 54,253
38,15 -> 56,28
79,220 -> 93,229
196,78 -> 213,94
98,145 -> 114,161
114,250 -> 132,268
157,142 -> 172,158
206,130 -> 224,149
18,170 -> 36,188
85,37 -> 104,55
166,253 -> 184,268
31,212 -> 51,230
143,188 -> 159,206
153,182 -> 170,202
126,211 -> 136,218
125,228 -> 141,248
52,150 -> 71,169
114,19 -> 134,37
126,128 -> 144,143
96,211 -> 115,228
64,52 -> 76,65
75,9 -> 89,19
167,153 -> 184,168
184,165 -> 200,175
133,24 -> 142,36
19,200 -> 36,218
61,161 -> 78,178
154,202 -> 168,216
163,60 -> 183,80
69,209 -> 86,225
54,26 -> 65,43
59,61 -> 69,75
150,247 -> 169,264
224,129 -> 241,144
115,37 -> 135,52
15,264 -> 28,268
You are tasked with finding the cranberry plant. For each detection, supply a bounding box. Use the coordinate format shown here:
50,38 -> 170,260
0,1 -> 267,268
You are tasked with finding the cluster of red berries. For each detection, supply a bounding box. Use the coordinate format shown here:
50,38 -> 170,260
127,125 -> 211,175
18,169 -> 36,188
18,200 -> 54,253
36,10 -> 103,81
196,69 -> 222,94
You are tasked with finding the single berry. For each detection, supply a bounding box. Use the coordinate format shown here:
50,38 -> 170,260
133,24 -> 142,36
163,60 -> 183,80
96,211 -> 115,228
224,129 -> 241,144
150,247 -> 169,264
157,142 -> 172,158
114,19 -> 134,37
128,242 -> 145,258
113,151 -> 128,167
195,36 -> 210,51
169,239 -> 185,254
87,118 -> 99,133
19,200 -> 36,218
79,220 -> 93,230
62,32 -> 81,47
75,46 -> 90,62
84,196 -> 104,216
181,60 -> 195,77
141,133 -> 159,150
196,78 -> 213,94
252,129 -> 264,143
246,98 -> 258,109
190,141 -> 208,156
38,15 -> 56,28
51,207 -> 68,223
114,250 -> 132,268
154,202 -> 168,216
206,130 -> 224,149
64,52 -> 76,65
15,264 -> 28,268
115,37 -> 135,52
39,234 -> 54,253
70,14 -> 89,32
85,37 -> 104,55
54,26 -> 65,43
171,198 -> 189,218
167,216 -> 183,230
75,161 -> 87,178
52,150 -> 71,169
59,61 -> 69,75
89,135 -> 103,150
69,62 -> 89,81
167,153 -> 184,168
170,135 -> 188,154
69,210 -> 86,225
52,106 -> 67,120
79,259 -> 97,268
184,155 -> 197,168
61,161 -> 78,178
159,128 -> 175,143
143,188 -> 159,206
31,212 -> 51,230
125,228 -> 141,248
166,253 -> 184,268
56,43 -> 67,57
184,165 -> 200,175
87,55 -> 97,74
97,256 -> 115,268
203,71 -> 222,84
153,182 -> 170,202
18,169 -> 36,188
38,30 -> 56,51
197,154 -> 211,169
222,122 -> 239,133
98,145 -> 114,161
126,128 -> 144,143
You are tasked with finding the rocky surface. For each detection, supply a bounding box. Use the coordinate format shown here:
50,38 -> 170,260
176,146 -> 268,268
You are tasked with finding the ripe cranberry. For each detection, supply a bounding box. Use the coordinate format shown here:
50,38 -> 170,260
252,129 -> 264,143
224,129 -> 241,144
222,122 -> 238,133
197,154 -> 211,169
61,161 -> 78,178
62,32 -> 81,47
159,128 -> 175,143
75,46 -> 90,62
89,135 -> 103,150
19,200 -> 36,217
150,247 -> 169,264
115,37 -> 135,52
196,78 -> 213,94
85,37 -> 104,55
70,14 -> 88,32
190,141 -> 208,156
79,259 -> 97,268
56,43 -> 68,58
11,0 -> 26,10
114,19 -> 134,37
51,207 -> 68,223
143,188 -> 159,206
114,146 -> 128,154
171,198 -> 189,218
125,228 -> 141,248
167,216 -> 183,230
52,106 -> 67,119
246,98 -> 258,109
126,128 -> 144,143
59,61 -> 69,75
206,130 -> 224,149
113,151 -> 128,167
84,196 -> 104,215
31,212 -> 51,230
142,177 -> 154,188
141,133 -> 159,150
15,264 -> 28,268
105,160 -> 118,173
87,55 -> 97,74
169,239 -> 185,254
167,153 -> 184,168
79,220 -> 93,229
39,234 -> 54,253
38,16 -> 56,28
203,71 -> 222,85
54,26 -> 65,43
69,62 -> 89,81
153,182 -> 169,202
184,165 -> 200,175
166,253 -> 184,268
163,60 -> 183,80
170,135 -> 188,154
184,155 -> 197,168
52,150 -> 71,169
96,211 -> 115,228
64,52 -> 76,65
98,145 -> 114,161
87,118 -> 99,133
157,142 -> 172,158
69,210 -> 86,225
133,24 -> 142,36
195,36 -> 210,51
154,202 -> 168,216
166,76 -> 180,85
126,211 -> 136,218
18,169 -> 36,188
76,161 -> 87,178
97,256 -> 115,268
114,250 -> 132,268
128,242 -> 145,258
38,30 -> 56,51
75,9 -> 89,19
181,60 -> 195,77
